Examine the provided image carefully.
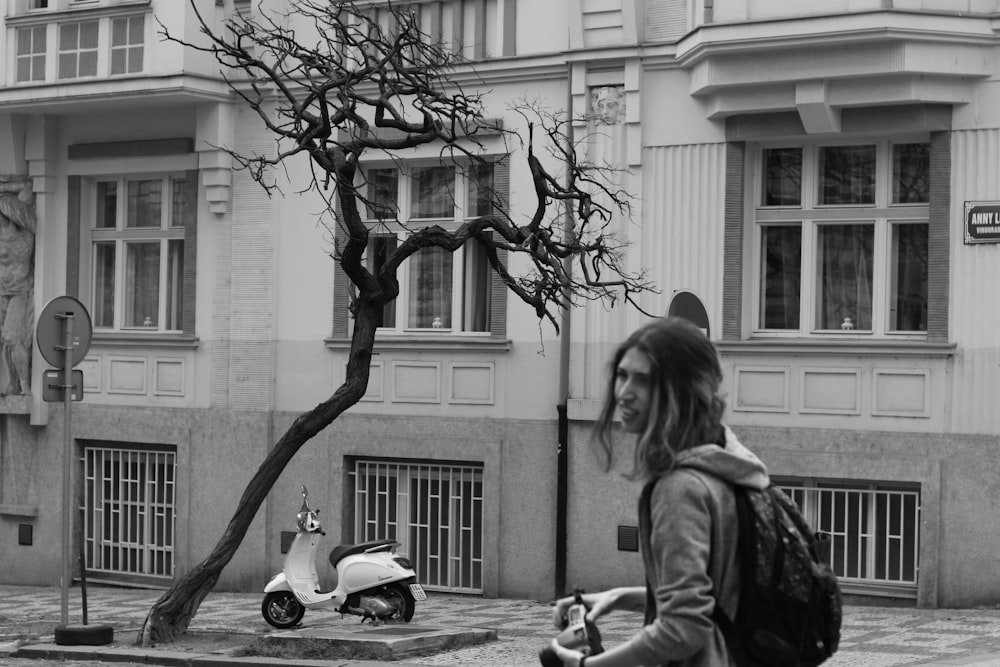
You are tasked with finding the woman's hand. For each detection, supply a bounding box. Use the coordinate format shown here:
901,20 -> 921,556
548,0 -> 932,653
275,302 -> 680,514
548,638 -> 587,666
552,587 -> 644,629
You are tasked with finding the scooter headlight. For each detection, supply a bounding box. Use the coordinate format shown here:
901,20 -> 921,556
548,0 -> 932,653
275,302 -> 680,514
393,556 -> 413,570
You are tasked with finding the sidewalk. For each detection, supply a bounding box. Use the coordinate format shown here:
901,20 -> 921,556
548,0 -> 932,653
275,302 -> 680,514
2,584 -> 1000,666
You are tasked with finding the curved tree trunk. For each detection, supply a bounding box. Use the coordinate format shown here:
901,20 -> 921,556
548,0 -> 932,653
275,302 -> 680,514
138,307 -> 379,645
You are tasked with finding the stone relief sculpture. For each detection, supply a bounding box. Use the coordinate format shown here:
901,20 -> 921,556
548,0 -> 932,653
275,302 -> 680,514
591,86 -> 626,125
0,176 -> 35,396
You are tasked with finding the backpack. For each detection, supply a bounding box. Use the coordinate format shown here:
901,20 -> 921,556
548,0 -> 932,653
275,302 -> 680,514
641,477 -> 843,667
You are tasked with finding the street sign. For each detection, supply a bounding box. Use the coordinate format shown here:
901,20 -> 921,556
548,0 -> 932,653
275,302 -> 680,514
34,295 -> 94,627
42,369 -> 83,402
36,296 -> 92,368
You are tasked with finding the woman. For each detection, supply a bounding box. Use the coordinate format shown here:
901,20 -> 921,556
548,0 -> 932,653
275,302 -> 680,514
550,317 -> 770,667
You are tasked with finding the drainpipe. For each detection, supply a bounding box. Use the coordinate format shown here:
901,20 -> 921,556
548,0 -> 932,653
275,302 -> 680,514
555,61 -> 575,601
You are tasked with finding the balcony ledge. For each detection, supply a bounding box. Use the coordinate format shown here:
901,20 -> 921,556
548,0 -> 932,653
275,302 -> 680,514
0,74 -> 232,115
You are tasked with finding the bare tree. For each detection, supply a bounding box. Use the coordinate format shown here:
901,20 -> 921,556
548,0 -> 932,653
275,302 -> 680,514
139,0 -> 652,644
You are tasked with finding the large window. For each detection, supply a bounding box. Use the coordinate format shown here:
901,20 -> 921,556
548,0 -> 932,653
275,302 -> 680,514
58,20 -> 98,79
361,163 -> 496,333
15,25 -> 46,82
90,175 -> 188,333
12,12 -> 144,84
755,141 -> 929,336
110,15 -> 144,74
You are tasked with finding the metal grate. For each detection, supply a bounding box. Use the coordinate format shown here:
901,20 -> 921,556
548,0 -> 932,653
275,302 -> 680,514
82,445 -> 176,580
777,480 -> 920,592
351,458 -> 484,593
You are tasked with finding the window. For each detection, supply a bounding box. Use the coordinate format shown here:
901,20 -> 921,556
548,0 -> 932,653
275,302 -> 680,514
777,479 -> 920,595
110,15 -> 143,74
83,443 -> 176,583
755,141 -> 929,336
90,175 -> 188,333
11,12 -> 146,84
58,20 -> 98,79
352,458 -> 484,593
361,163 -> 497,333
15,26 -> 46,82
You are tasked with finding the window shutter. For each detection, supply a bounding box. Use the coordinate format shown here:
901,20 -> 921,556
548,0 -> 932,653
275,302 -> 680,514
489,158 -> 509,339
182,170 -> 198,335
67,175 -> 81,298
722,141 -> 745,341
331,197 -> 351,338
927,131 -> 950,343
645,0 -> 688,42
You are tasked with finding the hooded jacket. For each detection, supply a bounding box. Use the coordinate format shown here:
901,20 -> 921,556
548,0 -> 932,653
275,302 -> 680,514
629,426 -> 770,667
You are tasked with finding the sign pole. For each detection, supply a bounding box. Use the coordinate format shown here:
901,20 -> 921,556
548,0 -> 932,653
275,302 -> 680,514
59,310 -> 74,627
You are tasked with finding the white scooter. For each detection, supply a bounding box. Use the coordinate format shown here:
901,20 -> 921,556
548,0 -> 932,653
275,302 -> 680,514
261,485 -> 425,628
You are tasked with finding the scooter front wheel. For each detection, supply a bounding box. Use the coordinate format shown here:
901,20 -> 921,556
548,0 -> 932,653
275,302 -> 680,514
262,591 -> 305,628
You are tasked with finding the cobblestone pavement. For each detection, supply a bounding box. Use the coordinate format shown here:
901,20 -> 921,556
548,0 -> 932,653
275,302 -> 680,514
3,585 -> 1000,666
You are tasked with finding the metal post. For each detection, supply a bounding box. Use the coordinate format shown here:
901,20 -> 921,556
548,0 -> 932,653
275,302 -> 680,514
59,311 -> 74,627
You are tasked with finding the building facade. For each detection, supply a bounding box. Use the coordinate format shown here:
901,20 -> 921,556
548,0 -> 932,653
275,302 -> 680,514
0,0 -> 998,609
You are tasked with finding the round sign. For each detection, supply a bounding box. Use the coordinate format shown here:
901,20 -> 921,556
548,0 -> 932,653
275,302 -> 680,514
36,296 -> 93,368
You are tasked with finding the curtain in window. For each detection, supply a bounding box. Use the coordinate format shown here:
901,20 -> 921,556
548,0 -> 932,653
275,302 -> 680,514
463,240 -> 491,332
408,246 -> 452,328
817,225 -> 873,330
411,167 -> 453,219
892,224 -> 928,331
760,226 -> 801,329
165,240 -> 183,331
125,242 -> 160,328
93,242 -> 116,328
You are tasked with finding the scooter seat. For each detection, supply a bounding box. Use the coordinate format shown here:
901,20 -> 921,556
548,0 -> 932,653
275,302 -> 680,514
328,539 -> 398,567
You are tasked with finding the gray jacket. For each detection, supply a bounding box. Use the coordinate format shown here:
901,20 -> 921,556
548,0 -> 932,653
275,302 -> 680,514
630,427 -> 770,667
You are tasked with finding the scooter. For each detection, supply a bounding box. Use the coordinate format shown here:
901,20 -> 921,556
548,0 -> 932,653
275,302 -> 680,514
261,485 -> 425,628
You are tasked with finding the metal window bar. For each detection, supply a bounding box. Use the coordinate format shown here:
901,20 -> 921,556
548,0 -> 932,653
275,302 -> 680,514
777,482 -> 920,588
352,459 -> 484,593
83,446 -> 176,579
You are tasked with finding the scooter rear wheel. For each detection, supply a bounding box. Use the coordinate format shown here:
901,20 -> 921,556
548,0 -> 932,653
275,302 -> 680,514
262,591 -> 305,628
381,582 -> 416,622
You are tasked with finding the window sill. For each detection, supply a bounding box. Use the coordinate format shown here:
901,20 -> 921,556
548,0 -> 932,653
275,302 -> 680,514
325,335 -> 512,352
92,332 -> 199,349
715,338 -> 955,358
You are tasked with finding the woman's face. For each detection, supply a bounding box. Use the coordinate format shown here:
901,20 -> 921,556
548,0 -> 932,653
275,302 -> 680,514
615,347 -> 654,433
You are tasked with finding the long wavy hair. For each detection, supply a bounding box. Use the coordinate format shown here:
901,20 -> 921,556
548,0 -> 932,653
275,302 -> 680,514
592,317 -> 726,481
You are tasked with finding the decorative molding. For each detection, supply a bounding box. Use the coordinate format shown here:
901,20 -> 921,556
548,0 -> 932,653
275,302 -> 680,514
872,368 -> 931,418
733,365 -> 790,413
799,367 -> 861,415
345,360 -> 384,402
107,356 -> 147,395
448,362 -> 495,405
153,358 -> 185,396
390,361 -> 441,404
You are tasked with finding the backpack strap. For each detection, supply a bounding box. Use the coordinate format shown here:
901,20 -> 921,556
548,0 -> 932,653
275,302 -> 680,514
712,485 -> 753,667
639,476 -> 659,627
